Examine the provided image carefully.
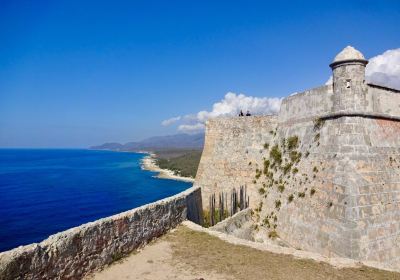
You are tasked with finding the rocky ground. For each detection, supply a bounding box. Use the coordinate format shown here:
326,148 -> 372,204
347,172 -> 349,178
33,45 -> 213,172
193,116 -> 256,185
86,224 -> 399,280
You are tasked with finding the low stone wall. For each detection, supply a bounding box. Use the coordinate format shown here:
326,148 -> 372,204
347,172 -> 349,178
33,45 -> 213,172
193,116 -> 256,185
210,208 -> 254,241
0,186 -> 202,280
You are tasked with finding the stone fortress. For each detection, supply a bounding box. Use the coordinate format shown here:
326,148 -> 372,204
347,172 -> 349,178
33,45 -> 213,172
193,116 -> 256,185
196,46 -> 400,270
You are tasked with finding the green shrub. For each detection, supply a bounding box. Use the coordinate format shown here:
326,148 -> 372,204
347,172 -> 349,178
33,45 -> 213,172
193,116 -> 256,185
278,184 -> 285,193
310,188 -> 316,196
263,159 -> 270,174
268,230 -> 279,239
275,200 -> 281,209
263,143 -> 269,149
270,145 -> 282,165
282,163 -> 292,175
289,151 -> 302,163
258,188 -> 265,195
313,118 -> 324,130
298,192 -> 306,198
287,136 -> 299,150
288,194 -> 294,203
292,167 -> 299,174
313,166 -> 319,173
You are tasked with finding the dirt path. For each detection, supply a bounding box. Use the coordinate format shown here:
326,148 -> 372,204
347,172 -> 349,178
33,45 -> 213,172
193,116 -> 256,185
87,225 -> 399,280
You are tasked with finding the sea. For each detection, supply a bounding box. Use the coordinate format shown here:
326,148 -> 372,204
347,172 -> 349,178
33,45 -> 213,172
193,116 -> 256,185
0,149 -> 192,252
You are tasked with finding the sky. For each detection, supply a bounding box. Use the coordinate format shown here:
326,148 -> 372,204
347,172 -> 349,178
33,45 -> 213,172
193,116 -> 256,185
0,0 -> 399,148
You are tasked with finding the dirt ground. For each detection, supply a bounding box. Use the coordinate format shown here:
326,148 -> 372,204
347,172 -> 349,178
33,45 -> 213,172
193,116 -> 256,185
87,225 -> 400,280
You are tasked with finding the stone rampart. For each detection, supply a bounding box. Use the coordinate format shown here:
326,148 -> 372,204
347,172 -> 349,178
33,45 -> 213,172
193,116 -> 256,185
0,186 -> 202,280
195,116 -> 278,208
196,85 -> 400,270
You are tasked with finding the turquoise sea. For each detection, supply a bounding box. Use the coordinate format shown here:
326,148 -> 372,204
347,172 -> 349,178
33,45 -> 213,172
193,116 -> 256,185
0,149 -> 192,252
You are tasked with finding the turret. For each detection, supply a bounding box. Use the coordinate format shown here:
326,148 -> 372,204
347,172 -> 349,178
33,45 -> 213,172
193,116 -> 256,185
330,46 -> 369,112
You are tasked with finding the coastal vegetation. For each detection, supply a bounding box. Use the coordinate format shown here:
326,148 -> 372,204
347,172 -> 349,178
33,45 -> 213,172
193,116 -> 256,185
155,149 -> 202,178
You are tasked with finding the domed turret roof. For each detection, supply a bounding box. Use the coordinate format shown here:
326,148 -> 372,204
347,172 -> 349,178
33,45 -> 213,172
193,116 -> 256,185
333,46 -> 366,63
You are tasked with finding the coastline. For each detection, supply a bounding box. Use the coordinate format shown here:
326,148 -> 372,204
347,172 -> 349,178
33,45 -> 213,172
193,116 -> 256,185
141,153 -> 195,183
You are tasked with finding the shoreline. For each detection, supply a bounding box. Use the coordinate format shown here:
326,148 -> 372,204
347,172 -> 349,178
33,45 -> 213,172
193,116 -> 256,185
141,153 -> 195,183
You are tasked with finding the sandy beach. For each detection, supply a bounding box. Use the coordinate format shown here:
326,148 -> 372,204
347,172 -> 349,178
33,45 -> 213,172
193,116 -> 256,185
141,153 -> 195,183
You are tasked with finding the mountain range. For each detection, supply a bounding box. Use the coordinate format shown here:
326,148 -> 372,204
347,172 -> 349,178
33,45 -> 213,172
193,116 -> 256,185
90,133 -> 205,152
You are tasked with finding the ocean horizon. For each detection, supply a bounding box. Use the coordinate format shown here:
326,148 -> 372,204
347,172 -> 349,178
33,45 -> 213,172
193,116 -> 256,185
0,149 -> 192,252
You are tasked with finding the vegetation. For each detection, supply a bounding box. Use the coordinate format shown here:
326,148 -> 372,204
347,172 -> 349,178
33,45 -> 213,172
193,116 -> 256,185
269,145 -> 282,165
313,118 -> 325,131
156,150 -> 202,178
287,136 -> 299,150
268,230 -> 279,239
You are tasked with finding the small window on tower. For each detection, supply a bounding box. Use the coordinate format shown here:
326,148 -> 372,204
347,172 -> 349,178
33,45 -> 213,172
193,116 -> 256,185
346,79 -> 351,88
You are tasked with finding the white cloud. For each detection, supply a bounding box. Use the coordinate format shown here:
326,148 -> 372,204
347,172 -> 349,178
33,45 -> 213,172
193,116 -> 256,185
165,92 -> 282,133
325,76 -> 333,85
366,48 -> 400,90
178,123 -> 205,133
161,116 -> 181,126
325,48 -> 400,90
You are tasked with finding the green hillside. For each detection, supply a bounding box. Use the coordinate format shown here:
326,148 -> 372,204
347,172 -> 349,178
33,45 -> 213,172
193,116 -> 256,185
155,150 -> 202,178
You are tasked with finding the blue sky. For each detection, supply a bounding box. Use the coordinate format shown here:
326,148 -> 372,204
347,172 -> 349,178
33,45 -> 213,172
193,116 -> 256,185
0,0 -> 399,148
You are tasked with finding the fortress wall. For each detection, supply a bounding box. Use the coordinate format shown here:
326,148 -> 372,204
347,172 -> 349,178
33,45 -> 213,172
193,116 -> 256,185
0,186 -> 202,280
196,107 -> 400,270
256,118 -> 353,258
278,85 -> 333,123
368,85 -> 400,117
195,116 -> 278,209
250,116 -> 400,269
346,117 -> 400,269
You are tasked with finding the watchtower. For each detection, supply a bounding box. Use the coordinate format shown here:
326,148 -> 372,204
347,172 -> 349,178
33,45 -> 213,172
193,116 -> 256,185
329,46 -> 369,112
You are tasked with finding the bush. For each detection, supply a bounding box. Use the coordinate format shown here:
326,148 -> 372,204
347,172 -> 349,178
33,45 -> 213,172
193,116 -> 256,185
270,145 -> 282,165
275,200 -> 281,209
288,194 -> 294,203
268,230 -> 279,239
287,136 -> 299,150
289,151 -> 302,163
282,163 -> 292,175
278,184 -> 285,193
313,118 -> 324,131
298,192 -> 306,198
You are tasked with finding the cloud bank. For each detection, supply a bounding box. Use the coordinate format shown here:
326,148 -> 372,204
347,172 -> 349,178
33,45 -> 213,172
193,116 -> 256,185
161,116 -> 181,126
326,48 -> 400,90
163,92 -> 282,133
366,48 -> 400,90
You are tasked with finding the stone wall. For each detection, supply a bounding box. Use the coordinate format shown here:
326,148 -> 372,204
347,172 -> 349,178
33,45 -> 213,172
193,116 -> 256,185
195,116 -> 278,209
0,186 -> 202,280
195,83 -> 400,270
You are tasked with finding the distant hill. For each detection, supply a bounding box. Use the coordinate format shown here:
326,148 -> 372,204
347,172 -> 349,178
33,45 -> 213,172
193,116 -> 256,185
90,133 -> 205,152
